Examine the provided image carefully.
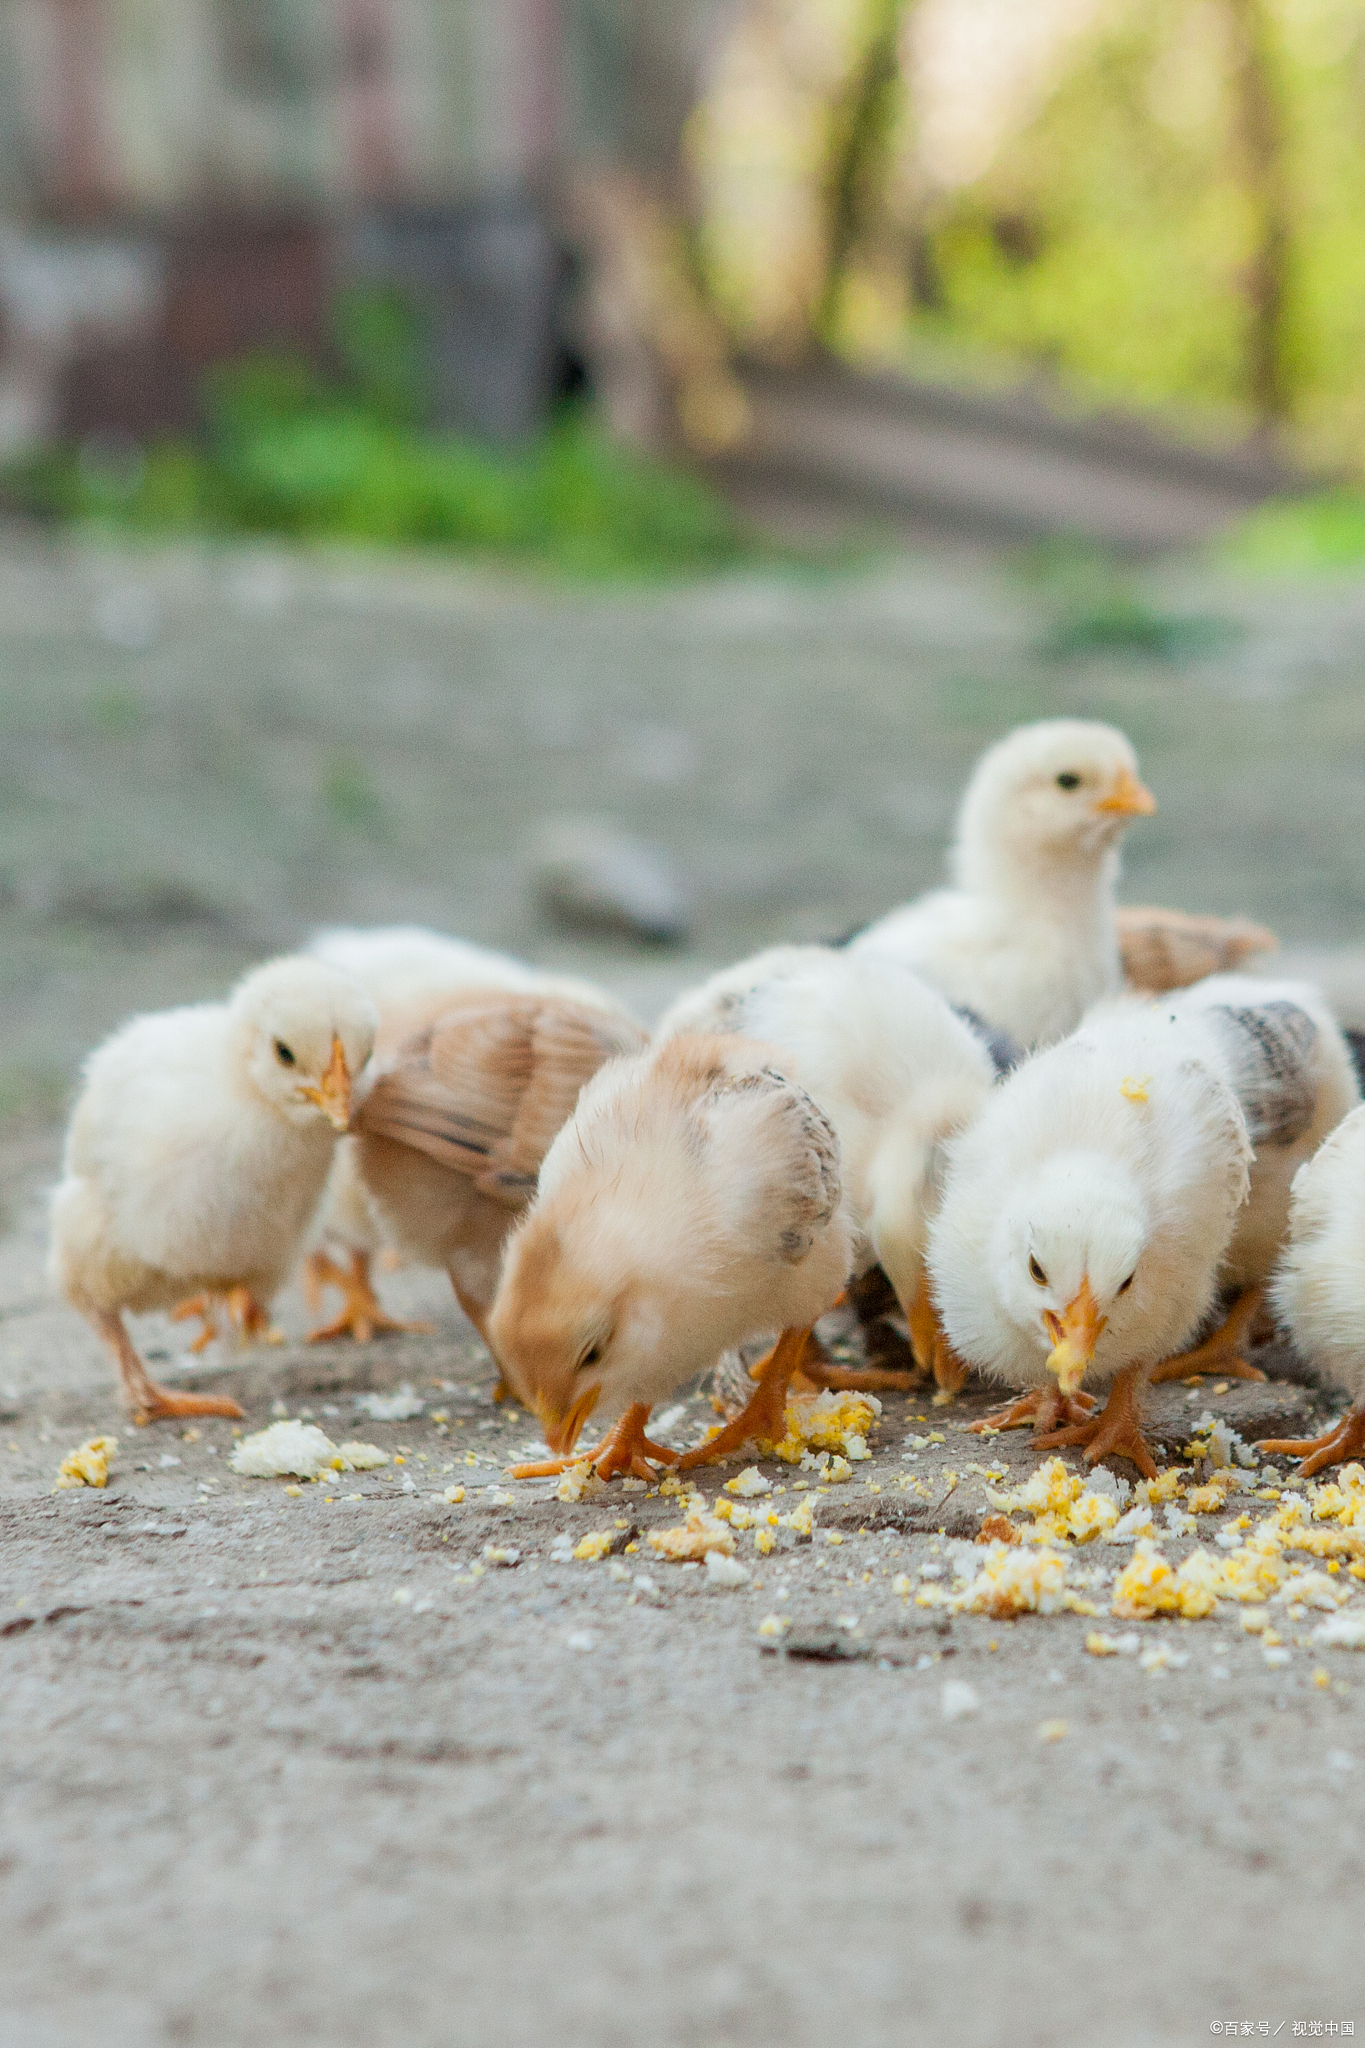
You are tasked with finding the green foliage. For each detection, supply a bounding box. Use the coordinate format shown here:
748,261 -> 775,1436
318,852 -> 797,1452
2,289 -> 749,578
1224,488 -> 1365,568
915,0 -> 1365,466
1020,541 -> 1238,658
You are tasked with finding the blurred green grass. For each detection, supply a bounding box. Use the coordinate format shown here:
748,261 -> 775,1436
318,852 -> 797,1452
1223,491 -> 1365,572
2,291 -> 753,580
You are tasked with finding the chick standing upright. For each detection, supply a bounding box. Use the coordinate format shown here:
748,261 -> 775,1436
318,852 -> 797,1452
1257,1104 -> 1365,1475
50,957 -> 377,1422
853,719 -> 1155,1047
655,943 -> 999,1391
490,1033 -> 856,1480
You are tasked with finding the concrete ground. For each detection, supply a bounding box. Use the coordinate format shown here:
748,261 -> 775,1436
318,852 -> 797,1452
2,526 -> 1365,2046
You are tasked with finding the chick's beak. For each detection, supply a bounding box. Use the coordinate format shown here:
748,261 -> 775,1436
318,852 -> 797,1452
541,1384 -> 602,1457
301,1035 -> 352,1131
1094,767 -> 1157,818
1042,1277 -> 1107,1396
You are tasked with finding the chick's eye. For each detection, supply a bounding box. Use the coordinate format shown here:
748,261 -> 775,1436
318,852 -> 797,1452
578,1344 -> 602,1373
1118,1271 -> 1135,1295
274,1040 -> 296,1067
1056,771 -> 1081,791
1029,1255 -> 1048,1286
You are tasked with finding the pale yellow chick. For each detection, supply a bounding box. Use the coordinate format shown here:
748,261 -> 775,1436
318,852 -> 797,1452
490,1032 -> 856,1482
49,956 -> 377,1423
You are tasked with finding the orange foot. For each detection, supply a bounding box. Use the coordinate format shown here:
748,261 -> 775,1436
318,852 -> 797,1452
908,1287 -> 969,1396
1031,1365 -> 1158,1480
510,1402 -> 681,1483
1149,1288 -> 1266,1384
969,1384 -> 1096,1436
170,1294 -> 220,1354
97,1309 -> 245,1424
679,1326 -> 810,1470
1257,1404 -> 1365,1479
305,1252 -> 430,1345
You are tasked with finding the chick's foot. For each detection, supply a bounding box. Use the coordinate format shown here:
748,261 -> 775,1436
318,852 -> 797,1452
908,1288 -> 969,1396
169,1295 -> 219,1354
304,1252 -> 429,1345
1031,1365 -> 1158,1480
1149,1287 -> 1266,1384
969,1385 -> 1096,1435
97,1310 -> 244,1424
225,1286 -> 284,1347
510,1402 -> 679,1482
678,1326 -> 810,1469
1257,1403 -> 1365,1479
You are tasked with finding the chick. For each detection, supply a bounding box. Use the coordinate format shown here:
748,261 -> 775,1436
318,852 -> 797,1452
1259,1104 -> 1365,1474
928,998 -> 1255,1477
304,923 -> 634,1341
351,988 -> 647,1358
852,719 -> 1155,1047
50,957 -> 377,1423
1116,905 -> 1277,994
655,943 -> 997,1393
1145,973 -> 1359,1385
490,1033 -> 856,1481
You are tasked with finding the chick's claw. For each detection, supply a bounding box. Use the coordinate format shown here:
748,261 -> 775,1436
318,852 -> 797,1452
1148,1287 -> 1266,1384
969,1385 -> 1096,1435
304,1252 -> 431,1345
1030,1365 -> 1158,1480
169,1295 -> 219,1354
1256,1407 -> 1365,1479
510,1402 -> 679,1483
134,1385 -> 246,1425
679,1326 -> 810,1469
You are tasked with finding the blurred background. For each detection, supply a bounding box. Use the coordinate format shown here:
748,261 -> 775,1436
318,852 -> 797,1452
0,0 -> 1364,1124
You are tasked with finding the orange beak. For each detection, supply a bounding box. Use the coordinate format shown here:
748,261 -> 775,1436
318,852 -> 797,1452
1094,767 -> 1157,818
542,1384 -> 601,1457
1042,1276 -> 1107,1396
301,1035 -> 352,1132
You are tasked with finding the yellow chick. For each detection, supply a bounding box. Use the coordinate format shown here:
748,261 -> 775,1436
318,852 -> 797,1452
489,1033 -> 857,1482
853,719 -> 1156,1048
49,957 -> 377,1423
302,923 -> 638,1341
351,988 -> 647,1356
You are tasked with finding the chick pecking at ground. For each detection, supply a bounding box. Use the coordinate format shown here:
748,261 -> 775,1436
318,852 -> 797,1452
928,975 -> 1357,1475
490,1032 -> 856,1482
1261,1103 -> 1365,1475
851,718 -> 1155,1048
927,996 -> 1255,1478
49,956 -> 378,1423
655,943 -> 999,1395
350,987 -> 647,1366
303,923 -> 637,1341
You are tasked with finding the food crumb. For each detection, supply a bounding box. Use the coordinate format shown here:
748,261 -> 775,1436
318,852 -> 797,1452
54,1436 -> 117,1489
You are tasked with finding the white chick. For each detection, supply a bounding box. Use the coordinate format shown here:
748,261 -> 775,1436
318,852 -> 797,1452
1142,973 -> 1360,1385
352,987 -> 648,1358
852,719 -> 1155,1047
303,922 -> 634,1341
655,943 -> 997,1391
1261,1104 -> 1365,1474
50,957 -> 378,1423
928,999 -> 1254,1477
490,1033 -> 855,1481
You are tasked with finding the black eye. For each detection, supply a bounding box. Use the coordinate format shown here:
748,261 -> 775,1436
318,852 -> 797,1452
1029,1255 -> 1047,1286
1056,772 -> 1081,790
274,1040 -> 296,1067
1117,1271 -> 1135,1295
578,1344 -> 602,1372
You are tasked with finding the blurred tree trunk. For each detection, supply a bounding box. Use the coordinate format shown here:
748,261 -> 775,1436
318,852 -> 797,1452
816,0 -> 910,343
1225,0 -> 1290,425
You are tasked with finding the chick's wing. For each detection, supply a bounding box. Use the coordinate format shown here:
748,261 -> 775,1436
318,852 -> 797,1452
356,995 -> 646,1209
698,1055 -> 843,1264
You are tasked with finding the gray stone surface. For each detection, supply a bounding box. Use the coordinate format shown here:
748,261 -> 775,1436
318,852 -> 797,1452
3,527 -> 1365,2045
